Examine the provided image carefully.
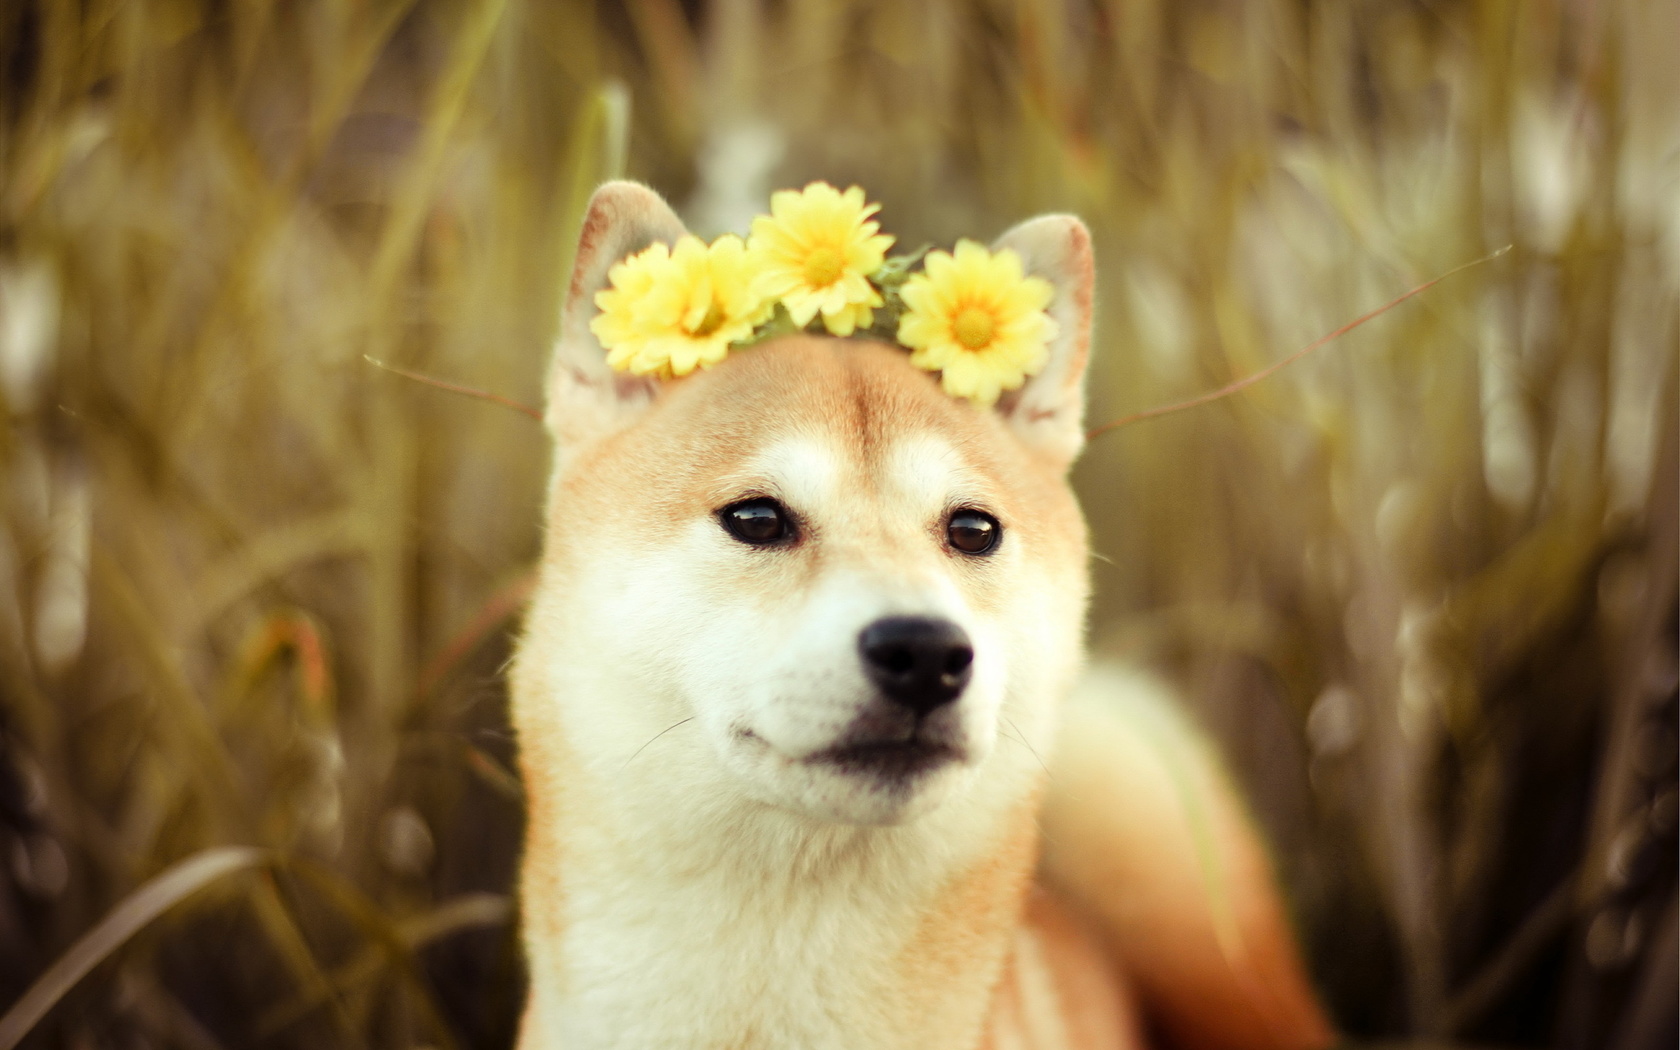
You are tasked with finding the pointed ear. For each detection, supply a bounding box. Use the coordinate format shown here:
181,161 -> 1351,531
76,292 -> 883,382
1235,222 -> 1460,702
991,215 -> 1095,470
547,181 -> 688,454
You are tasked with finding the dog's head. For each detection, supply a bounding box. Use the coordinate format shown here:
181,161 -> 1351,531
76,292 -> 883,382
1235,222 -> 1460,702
521,182 -> 1092,827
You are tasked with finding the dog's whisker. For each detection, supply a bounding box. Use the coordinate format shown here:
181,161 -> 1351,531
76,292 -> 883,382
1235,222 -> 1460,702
1002,715 -> 1052,778
622,716 -> 696,771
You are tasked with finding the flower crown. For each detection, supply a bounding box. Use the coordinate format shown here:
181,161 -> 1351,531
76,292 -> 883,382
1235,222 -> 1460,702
590,182 -> 1058,407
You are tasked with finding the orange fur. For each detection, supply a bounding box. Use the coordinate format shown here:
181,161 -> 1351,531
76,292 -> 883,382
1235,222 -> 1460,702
1041,675 -> 1334,1050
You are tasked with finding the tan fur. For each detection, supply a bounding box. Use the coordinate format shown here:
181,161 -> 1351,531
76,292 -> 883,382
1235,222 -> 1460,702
1040,671 -> 1336,1050
510,182 -> 1333,1050
894,798 -> 1041,1041
982,888 -> 1147,1050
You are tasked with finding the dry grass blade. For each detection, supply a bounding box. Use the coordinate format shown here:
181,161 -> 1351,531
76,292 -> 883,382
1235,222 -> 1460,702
246,872 -> 366,1050
399,731 -> 525,800
1436,871 -> 1579,1035
1084,247 -> 1512,441
364,357 -> 544,424
0,847 -> 270,1050
281,861 -> 469,1050
462,742 -> 526,800
416,571 -> 539,696
366,0 -> 512,308
92,546 -> 248,821
117,969 -> 231,1050
258,893 -> 512,1036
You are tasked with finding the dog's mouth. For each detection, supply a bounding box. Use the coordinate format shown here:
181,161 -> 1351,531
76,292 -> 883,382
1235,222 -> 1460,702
805,736 -> 964,782
730,721 -> 975,822
734,717 -> 971,794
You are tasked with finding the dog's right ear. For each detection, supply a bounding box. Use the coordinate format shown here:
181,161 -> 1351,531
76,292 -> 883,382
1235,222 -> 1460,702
989,215 -> 1094,472
547,181 -> 688,453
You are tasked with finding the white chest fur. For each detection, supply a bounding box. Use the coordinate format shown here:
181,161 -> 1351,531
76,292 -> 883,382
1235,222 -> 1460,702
516,752 -> 1030,1050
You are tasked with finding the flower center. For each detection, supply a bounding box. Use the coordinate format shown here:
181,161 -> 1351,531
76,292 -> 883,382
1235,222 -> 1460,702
952,307 -> 996,351
688,299 -> 726,337
802,246 -> 844,288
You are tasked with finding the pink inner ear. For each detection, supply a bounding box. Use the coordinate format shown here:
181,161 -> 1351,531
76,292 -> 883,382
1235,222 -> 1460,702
547,182 -> 689,445
986,215 -> 1095,466
565,199 -> 619,313
996,387 -> 1066,425
554,182 -> 689,368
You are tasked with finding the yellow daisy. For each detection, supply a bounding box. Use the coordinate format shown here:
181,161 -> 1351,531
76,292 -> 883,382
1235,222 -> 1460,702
896,240 -> 1058,407
748,182 -> 895,337
591,234 -> 773,378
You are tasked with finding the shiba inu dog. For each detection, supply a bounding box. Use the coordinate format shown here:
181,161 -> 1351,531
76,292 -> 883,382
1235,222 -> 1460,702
509,181 -> 1334,1050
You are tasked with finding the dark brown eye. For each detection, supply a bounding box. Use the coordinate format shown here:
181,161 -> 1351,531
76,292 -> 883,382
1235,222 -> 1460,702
720,498 -> 792,546
947,509 -> 1000,555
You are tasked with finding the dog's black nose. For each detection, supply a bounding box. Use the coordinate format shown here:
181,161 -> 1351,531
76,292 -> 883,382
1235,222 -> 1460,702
858,616 -> 973,715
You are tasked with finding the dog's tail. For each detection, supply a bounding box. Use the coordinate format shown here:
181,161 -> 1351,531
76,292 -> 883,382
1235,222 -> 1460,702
1039,663 -> 1335,1050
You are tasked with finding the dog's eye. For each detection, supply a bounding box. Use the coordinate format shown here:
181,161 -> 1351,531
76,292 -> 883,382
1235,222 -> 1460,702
946,509 -> 1001,555
720,498 -> 792,546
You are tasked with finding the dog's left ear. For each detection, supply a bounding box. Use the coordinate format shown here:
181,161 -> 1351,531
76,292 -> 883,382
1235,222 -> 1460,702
990,215 -> 1095,470
547,181 -> 689,457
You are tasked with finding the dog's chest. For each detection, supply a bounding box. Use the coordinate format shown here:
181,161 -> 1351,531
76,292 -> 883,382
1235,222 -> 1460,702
542,881 -> 1140,1050
539,850 -> 1003,1050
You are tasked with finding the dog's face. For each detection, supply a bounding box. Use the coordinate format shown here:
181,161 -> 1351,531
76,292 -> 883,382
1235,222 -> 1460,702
523,184 -> 1093,827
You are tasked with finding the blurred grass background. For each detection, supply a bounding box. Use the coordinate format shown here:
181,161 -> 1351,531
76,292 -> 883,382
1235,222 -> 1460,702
0,0 -> 1675,1047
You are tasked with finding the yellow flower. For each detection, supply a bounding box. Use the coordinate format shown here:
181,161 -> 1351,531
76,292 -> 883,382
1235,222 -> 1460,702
592,234 -> 773,378
896,240 -> 1058,407
748,182 -> 895,337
